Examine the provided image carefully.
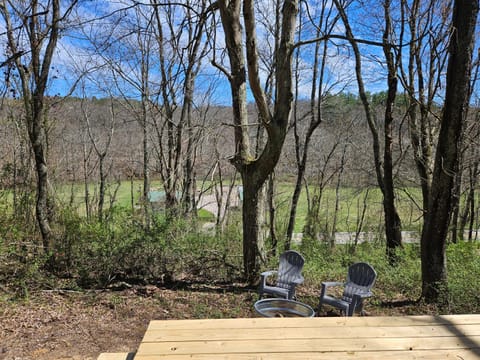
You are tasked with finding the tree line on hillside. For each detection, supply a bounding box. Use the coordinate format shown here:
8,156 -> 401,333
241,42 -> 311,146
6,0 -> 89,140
0,0 -> 478,304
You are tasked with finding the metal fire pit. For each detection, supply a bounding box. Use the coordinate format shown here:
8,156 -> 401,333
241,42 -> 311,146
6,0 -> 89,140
254,298 -> 315,318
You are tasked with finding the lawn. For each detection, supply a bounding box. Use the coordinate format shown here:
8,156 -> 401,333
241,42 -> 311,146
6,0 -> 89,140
275,183 -> 423,233
53,180 -> 425,233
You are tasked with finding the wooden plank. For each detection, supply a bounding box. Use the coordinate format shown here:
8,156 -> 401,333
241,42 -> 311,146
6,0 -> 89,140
135,335 -> 480,356
145,315 -> 480,331
141,324 -> 480,342
133,349 -> 479,360
134,315 -> 480,359
96,353 -> 133,360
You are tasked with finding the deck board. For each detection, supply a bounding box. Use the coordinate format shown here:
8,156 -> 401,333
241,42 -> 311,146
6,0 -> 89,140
130,315 -> 480,359
142,324 -> 480,342
96,353 -> 134,360
133,350 -> 477,359
144,314 -> 480,329
136,336 -> 480,354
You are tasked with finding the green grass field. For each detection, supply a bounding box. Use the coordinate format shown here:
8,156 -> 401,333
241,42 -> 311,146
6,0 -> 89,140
51,180 -> 425,233
275,184 -> 423,233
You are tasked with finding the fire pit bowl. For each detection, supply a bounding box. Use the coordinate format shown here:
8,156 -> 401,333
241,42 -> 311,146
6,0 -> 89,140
254,298 -> 315,318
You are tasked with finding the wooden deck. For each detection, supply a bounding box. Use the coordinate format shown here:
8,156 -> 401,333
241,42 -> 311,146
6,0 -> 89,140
100,314 -> 480,359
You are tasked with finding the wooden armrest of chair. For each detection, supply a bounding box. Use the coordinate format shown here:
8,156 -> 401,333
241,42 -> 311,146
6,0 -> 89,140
357,290 -> 373,299
292,275 -> 304,284
260,270 -> 278,287
261,270 -> 278,277
321,281 -> 344,289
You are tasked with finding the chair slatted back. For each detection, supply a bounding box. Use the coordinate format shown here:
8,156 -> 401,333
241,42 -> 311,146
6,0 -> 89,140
342,262 -> 377,302
276,250 -> 305,289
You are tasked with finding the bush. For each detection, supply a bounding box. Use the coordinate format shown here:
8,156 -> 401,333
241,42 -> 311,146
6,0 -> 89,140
447,241 -> 480,313
0,213 -> 51,298
52,207 -> 243,288
2,202 -> 479,316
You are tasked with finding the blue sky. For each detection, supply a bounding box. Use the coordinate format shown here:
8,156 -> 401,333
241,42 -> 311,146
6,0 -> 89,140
1,0 -> 462,105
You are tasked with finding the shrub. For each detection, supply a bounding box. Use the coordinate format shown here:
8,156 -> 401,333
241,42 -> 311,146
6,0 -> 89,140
52,207 -> 243,288
447,241 -> 480,313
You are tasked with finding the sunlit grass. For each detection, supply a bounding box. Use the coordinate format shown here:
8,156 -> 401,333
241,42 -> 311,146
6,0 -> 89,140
53,180 -> 164,214
275,183 -> 423,233
0,180 -> 429,233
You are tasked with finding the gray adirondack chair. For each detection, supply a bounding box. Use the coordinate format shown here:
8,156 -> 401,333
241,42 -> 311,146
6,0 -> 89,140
258,250 -> 305,300
318,262 -> 377,316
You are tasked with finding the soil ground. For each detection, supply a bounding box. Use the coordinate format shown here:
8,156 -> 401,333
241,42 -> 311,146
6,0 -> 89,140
0,283 -> 427,360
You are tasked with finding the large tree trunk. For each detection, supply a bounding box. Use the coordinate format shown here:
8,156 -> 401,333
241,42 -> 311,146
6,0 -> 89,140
235,127 -> 289,281
383,83 -> 403,261
218,0 -> 298,282
382,2 -> 403,260
241,176 -> 266,279
421,0 -> 478,303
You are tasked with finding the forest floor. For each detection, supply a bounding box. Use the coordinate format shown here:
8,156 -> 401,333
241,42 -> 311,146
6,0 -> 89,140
0,282 -> 433,360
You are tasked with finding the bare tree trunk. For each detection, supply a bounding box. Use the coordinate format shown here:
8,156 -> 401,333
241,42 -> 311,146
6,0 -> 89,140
130,173 -> 135,215
421,0 -> 478,303
330,145 -> 347,248
1,0 -> 77,254
183,2 -> 211,216
382,0 -> 403,261
285,0 -> 336,247
303,144 -> 338,240
450,167 -> 462,244
217,0 -> 298,282
31,109 -> 52,252
81,98 -> 115,222
141,93 -> 150,225
241,174 -> 268,277
82,133 -> 93,220
354,188 -> 370,247
451,36 -> 480,243
267,174 -> 278,255
334,0 -> 403,263
97,154 -> 107,221
402,0 -> 450,230
182,94 -> 195,215
459,161 -> 479,241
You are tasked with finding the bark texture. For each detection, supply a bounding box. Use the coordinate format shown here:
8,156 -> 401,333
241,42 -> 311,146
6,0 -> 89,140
218,0 -> 298,281
421,0 -> 478,302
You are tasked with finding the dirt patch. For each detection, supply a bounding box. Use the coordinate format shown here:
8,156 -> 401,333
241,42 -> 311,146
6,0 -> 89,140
0,284 -> 257,360
0,282 -> 432,360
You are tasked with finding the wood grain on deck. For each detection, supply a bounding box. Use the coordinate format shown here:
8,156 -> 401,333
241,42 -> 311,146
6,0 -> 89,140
132,314 -> 480,359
